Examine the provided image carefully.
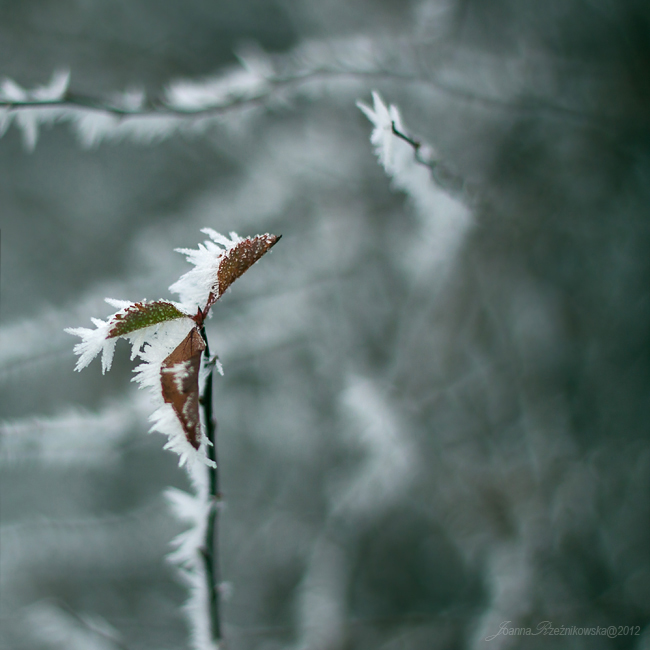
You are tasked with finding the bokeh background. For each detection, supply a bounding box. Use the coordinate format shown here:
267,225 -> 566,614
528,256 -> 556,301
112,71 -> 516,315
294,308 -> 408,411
2,1 -> 650,649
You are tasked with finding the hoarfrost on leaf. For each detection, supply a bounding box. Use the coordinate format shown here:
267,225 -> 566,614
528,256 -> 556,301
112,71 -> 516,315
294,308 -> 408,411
65,298 -> 193,373
160,327 -> 206,450
170,229 -> 279,313
64,318 -> 116,374
170,230 -> 243,311
64,227 -> 280,647
106,300 -> 189,338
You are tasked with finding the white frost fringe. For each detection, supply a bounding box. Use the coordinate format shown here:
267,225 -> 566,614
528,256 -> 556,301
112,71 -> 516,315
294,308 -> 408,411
66,303 -> 212,468
166,461 -> 219,650
65,230 -> 241,649
170,228 -> 243,312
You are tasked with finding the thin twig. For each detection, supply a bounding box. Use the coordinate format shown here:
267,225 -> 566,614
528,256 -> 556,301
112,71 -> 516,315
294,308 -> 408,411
0,70 -> 416,117
390,120 -> 467,195
199,325 -> 222,646
390,120 -> 428,164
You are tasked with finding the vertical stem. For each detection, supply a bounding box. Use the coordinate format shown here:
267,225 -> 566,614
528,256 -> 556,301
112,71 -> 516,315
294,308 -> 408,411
200,326 -> 222,645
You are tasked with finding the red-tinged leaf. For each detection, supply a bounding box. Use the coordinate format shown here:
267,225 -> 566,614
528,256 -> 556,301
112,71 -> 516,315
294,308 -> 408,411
204,234 -> 280,311
160,327 -> 206,449
108,300 -> 188,338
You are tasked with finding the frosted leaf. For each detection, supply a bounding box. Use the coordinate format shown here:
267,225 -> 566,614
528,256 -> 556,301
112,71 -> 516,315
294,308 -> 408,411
127,318 -> 215,468
106,300 -> 189,338
209,233 -> 279,307
130,317 -> 197,392
170,228 -> 280,312
160,327 -> 206,450
65,299 -> 192,373
67,301 -> 214,468
149,404 -> 214,469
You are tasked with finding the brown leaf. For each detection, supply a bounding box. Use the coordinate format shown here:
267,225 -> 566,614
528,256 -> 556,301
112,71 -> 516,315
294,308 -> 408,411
204,234 -> 280,311
160,327 -> 206,449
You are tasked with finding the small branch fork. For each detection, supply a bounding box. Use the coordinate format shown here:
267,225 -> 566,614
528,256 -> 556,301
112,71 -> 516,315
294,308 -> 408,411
199,325 -> 222,647
391,120 -> 466,194
390,120 -> 431,167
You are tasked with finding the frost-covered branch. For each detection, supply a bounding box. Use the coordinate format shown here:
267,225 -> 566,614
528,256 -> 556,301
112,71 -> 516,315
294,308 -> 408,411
357,91 -> 473,280
390,120 -> 466,195
0,37 -> 604,151
0,59 -> 416,150
358,91 -> 467,197
66,229 -> 279,650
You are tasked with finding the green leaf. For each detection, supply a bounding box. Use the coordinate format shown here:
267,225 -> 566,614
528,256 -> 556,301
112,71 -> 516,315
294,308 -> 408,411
107,301 -> 189,338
